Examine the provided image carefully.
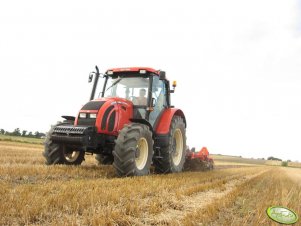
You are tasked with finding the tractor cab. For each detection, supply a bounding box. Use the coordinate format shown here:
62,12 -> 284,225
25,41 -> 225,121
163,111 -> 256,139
93,67 -> 171,126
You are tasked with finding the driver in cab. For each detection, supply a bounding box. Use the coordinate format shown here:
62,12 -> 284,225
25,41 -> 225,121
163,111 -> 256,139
135,88 -> 147,105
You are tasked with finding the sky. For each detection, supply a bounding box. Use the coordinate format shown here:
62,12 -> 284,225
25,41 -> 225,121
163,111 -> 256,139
0,0 -> 301,161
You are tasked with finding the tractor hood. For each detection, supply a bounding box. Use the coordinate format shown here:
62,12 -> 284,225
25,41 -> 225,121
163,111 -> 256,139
74,98 -> 133,135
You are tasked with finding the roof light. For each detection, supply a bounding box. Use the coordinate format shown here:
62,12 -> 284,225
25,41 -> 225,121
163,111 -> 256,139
107,71 -> 113,75
139,69 -> 146,74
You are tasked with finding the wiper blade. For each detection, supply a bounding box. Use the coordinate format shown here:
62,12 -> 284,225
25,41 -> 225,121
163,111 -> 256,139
106,78 -> 122,91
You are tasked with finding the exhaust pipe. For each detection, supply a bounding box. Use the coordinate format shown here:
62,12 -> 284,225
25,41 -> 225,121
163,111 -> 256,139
90,66 -> 100,101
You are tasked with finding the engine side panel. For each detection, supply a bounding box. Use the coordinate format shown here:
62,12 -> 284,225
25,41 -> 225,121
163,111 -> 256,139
75,98 -> 133,136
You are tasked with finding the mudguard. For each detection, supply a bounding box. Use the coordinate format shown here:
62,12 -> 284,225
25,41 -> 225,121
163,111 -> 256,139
155,108 -> 186,135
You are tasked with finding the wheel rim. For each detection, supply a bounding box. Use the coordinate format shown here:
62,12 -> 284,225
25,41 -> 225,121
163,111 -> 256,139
172,129 -> 183,166
135,137 -> 148,170
64,149 -> 80,163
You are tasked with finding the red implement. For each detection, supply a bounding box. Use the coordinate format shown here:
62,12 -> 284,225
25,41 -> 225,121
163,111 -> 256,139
184,147 -> 214,171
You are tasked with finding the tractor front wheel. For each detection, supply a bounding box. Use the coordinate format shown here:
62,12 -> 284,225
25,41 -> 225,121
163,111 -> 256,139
113,123 -> 153,176
43,123 -> 85,165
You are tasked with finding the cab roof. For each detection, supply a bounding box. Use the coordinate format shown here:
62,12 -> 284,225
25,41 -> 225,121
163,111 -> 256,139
106,67 -> 159,75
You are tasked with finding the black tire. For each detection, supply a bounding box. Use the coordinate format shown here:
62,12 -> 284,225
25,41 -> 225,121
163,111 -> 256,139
154,116 -> 186,174
43,122 -> 85,165
95,154 -> 114,165
113,123 -> 153,177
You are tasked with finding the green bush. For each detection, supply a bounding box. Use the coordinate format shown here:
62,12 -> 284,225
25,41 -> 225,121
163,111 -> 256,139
281,161 -> 288,167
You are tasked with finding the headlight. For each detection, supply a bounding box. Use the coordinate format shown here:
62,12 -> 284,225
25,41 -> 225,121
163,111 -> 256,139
79,113 -> 86,118
90,113 -> 97,119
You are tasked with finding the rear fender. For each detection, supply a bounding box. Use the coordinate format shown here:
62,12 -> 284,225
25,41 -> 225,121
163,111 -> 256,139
154,108 -> 186,135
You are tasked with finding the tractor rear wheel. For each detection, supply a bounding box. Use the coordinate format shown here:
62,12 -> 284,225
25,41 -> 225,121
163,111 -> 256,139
113,123 -> 153,176
43,123 -> 85,165
154,116 -> 186,173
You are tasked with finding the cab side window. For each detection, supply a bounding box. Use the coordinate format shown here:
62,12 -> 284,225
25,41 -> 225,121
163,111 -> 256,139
149,76 -> 166,126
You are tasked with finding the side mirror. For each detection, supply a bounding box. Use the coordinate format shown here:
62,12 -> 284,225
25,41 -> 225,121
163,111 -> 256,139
159,71 -> 166,80
88,72 -> 94,83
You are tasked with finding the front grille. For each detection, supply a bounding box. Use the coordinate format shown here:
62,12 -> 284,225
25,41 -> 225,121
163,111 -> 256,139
51,135 -> 85,144
77,118 -> 96,126
53,126 -> 88,135
51,125 -> 97,146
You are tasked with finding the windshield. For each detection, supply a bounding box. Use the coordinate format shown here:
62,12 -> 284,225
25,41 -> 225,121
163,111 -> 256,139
103,76 -> 150,105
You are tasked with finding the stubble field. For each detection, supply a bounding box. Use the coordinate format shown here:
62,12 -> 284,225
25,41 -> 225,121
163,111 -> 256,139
0,139 -> 300,225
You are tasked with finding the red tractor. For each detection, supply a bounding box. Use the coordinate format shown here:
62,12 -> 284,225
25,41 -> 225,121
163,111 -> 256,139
43,66 -> 187,176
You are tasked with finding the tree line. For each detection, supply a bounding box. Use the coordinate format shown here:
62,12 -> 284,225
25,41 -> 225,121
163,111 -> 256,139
0,128 -> 46,138
267,156 -> 283,161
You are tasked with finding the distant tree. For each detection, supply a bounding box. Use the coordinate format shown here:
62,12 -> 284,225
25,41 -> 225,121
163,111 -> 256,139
22,130 -> 27,136
39,132 -> 46,138
34,131 -> 39,138
0,129 -> 5,134
34,131 -> 46,138
267,156 -> 282,161
287,160 -> 291,162
28,131 -> 33,137
11,128 -> 21,136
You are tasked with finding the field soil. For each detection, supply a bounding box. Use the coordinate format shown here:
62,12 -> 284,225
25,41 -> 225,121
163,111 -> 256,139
0,140 -> 300,225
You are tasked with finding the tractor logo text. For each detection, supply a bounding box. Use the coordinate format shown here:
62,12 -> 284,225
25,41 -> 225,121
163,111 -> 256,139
267,206 -> 298,224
